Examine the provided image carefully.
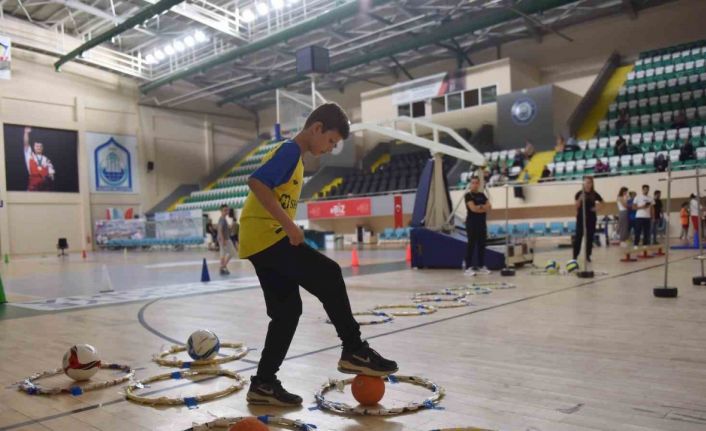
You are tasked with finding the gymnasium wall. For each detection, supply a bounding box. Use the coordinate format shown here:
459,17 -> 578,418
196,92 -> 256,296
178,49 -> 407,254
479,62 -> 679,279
306,215 -> 414,238
357,59 -> 513,149
0,50 -> 257,255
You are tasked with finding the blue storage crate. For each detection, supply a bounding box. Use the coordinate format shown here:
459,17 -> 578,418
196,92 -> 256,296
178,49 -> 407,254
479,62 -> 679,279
531,222 -> 547,236
566,221 -> 577,235
381,228 -> 394,240
515,223 -> 530,236
549,221 -> 564,236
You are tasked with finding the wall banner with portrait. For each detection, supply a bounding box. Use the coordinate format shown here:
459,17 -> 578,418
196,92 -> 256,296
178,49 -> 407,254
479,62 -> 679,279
3,124 -> 79,192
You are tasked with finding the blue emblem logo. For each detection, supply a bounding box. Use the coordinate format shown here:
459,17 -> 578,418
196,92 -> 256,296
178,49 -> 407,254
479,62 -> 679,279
511,97 -> 537,125
94,138 -> 132,191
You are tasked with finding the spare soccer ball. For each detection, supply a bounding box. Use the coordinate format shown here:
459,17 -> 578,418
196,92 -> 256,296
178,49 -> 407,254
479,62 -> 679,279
187,329 -> 220,360
62,344 -> 101,381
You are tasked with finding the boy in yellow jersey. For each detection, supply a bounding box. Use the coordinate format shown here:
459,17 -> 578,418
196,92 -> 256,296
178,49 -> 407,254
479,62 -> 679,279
241,103 -> 398,407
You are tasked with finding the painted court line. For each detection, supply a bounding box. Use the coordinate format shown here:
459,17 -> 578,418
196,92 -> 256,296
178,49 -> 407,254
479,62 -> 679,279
9,277 -> 261,311
144,259 -> 246,269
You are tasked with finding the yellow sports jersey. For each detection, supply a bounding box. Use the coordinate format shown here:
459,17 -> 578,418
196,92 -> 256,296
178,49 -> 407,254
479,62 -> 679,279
239,140 -> 303,258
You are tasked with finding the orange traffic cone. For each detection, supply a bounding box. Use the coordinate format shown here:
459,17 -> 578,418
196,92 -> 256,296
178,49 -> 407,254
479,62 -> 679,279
351,248 -> 360,267
82,250 -> 87,259
405,243 -> 412,263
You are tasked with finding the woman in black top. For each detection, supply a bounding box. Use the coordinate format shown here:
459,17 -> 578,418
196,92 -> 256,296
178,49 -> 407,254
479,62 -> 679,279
464,176 -> 492,275
573,176 -> 603,262
651,190 -> 663,244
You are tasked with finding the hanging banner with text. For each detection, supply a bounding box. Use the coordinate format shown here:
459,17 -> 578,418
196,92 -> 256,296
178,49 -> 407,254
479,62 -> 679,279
390,70 -> 466,106
307,198 -> 372,220
0,36 -> 10,80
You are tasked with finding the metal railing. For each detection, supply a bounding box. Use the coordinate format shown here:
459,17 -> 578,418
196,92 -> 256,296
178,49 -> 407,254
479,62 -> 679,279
1,15 -> 148,78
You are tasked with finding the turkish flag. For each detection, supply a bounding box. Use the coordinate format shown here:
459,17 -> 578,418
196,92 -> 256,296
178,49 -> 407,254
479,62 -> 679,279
394,195 -> 403,228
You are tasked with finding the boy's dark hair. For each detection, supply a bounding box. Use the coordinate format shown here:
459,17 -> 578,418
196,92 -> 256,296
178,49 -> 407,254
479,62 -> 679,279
220,204 -> 228,209
304,103 -> 350,140
642,184 -> 649,190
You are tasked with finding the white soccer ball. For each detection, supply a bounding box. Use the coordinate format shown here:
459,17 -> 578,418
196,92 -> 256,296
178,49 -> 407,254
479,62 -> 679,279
62,344 -> 101,381
187,329 -> 220,360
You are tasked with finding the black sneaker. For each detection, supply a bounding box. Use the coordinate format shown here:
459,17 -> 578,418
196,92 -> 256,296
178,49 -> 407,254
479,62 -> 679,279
338,341 -> 398,376
246,376 -> 303,407
219,267 -> 230,276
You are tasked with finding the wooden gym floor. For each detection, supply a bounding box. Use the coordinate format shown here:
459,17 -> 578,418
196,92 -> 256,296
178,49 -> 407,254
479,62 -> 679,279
0,242 -> 705,431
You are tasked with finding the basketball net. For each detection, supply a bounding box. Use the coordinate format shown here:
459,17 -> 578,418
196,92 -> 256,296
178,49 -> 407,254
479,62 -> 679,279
275,78 -> 327,139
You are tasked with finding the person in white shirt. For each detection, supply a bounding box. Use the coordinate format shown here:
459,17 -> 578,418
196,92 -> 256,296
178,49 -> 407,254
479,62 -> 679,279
689,194 -> 700,241
633,184 -> 654,246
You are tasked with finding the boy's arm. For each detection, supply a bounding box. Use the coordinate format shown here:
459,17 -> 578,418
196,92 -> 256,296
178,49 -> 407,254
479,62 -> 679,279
248,177 -> 303,245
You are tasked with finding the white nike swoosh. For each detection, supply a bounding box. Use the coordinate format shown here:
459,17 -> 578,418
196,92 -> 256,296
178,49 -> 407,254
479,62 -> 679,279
352,354 -> 371,363
259,388 -> 274,395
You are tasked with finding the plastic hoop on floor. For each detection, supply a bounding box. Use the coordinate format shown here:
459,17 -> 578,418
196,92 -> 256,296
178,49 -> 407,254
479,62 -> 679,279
314,374 -> 445,416
153,342 -> 248,368
187,415 -> 317,431
412,289 -> 465,302
125,369 -> 245,407
327,311 -> 393,326
16,363 -> 134,396
531,270 -> 608,277
428,428 -> 496,431
467,282 -> 516,289
449,286 -> 492,295
372,304 -> 437,316
414,298 -> 472,309
477,282 -> 516,289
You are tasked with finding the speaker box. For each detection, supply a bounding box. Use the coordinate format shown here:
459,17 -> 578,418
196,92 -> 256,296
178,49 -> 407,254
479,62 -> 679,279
296,46 -> 329,75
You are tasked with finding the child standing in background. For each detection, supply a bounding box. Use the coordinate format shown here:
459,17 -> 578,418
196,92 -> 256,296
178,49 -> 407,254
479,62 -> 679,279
680,202 -> 690,240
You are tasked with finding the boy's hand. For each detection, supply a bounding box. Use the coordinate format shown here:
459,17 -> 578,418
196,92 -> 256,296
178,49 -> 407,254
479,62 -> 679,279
285,223 -> 304,246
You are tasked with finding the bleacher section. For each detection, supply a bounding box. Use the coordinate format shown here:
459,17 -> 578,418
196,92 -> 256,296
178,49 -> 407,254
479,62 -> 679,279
324,151 -> 453,198
547,40 -> 706,181
468,41 -> 706,186
174,141 -> 279,212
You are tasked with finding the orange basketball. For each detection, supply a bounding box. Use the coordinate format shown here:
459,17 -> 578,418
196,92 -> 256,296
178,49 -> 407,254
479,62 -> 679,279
351,375 -> 385,406
228,417 -> 269,431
